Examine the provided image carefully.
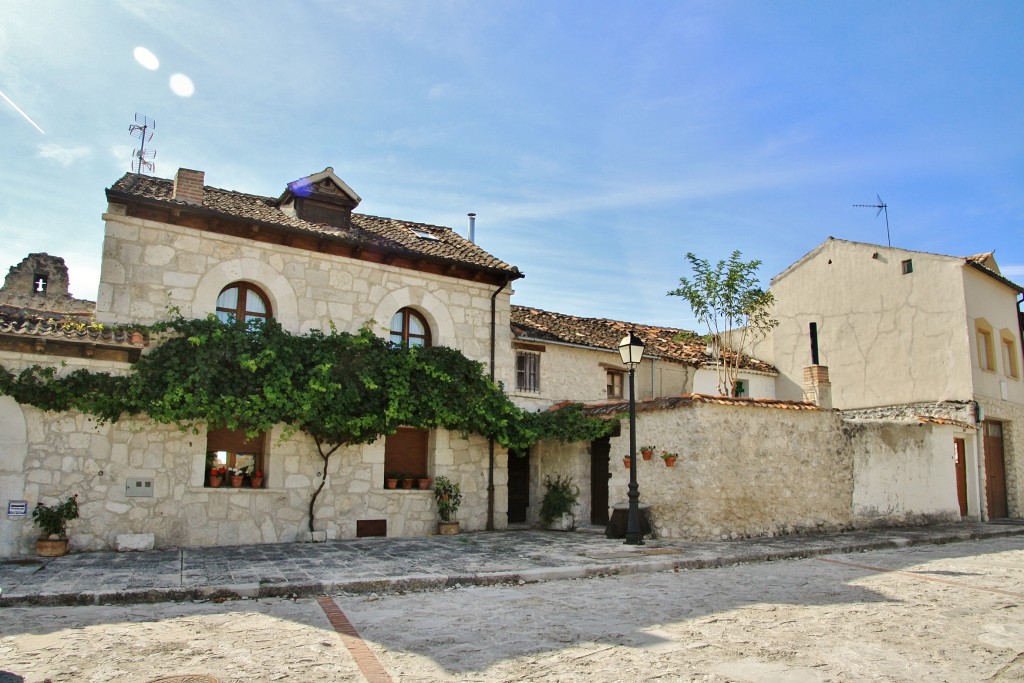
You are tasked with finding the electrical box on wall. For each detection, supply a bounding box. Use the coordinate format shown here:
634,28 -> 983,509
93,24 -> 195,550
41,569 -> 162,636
126,478 -> 154,498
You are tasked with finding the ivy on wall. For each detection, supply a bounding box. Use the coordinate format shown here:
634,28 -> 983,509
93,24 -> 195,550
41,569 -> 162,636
0,315 -> 613,531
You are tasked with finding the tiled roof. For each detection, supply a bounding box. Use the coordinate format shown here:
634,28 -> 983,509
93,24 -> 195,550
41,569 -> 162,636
107,173 -> 522,278
571,393 -> 820,419
511,305 -> 776,373
0,306 -> 144,347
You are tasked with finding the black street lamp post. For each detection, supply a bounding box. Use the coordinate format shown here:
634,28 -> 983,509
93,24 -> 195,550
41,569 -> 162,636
618,331 -> 646,546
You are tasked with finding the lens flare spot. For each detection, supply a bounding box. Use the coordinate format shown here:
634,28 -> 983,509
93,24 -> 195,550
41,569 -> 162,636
133,46 -> 160,70
169,73 -> 195,97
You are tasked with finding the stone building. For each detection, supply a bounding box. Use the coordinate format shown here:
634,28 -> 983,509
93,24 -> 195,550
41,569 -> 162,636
758,237 -> 1024,522
0,166 -> 523,556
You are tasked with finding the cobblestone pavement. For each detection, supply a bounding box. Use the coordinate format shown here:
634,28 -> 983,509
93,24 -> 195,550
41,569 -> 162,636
1,535 -> 1021,682
2,521 -> 1023,607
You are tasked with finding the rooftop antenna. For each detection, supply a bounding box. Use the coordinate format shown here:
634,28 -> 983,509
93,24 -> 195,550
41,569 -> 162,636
129,113 -> 156,174
853,194 -> 890,247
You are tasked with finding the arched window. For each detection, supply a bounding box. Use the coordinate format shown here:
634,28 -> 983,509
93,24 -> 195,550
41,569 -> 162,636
216,283 -> 271,326
390,308 -> 431,347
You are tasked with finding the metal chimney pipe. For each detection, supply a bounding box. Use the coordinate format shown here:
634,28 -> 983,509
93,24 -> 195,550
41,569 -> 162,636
468,213 -> 476,243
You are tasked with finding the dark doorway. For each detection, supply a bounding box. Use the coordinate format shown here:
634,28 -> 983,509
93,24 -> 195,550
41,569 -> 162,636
983,420 -> 1008,519
954,438 -> 968,517
507,448 -> 530,524
590,436 -> 611,525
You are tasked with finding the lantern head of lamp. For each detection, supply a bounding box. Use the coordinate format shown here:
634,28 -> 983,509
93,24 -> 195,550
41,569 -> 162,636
618,331 -> 646,368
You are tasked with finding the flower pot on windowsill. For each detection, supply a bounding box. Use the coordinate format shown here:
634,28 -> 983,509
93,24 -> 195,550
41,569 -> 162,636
209,475 -> 223,488
250,476 -> 263,489
401,478 -> 415,489
230,475 -> 243,488
385,478 -> 398,489
418,477 -> 432,490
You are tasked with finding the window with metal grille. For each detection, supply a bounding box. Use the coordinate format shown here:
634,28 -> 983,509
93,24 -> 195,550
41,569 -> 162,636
516,351 -> 541,393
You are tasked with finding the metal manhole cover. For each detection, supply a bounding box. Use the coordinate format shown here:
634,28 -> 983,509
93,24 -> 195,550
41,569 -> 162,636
147,677 -> 218,683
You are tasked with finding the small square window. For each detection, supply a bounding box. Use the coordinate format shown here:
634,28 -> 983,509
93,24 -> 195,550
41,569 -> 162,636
516,351 -> 541,393
901,259 -> 913,275
607,370 -> 624,399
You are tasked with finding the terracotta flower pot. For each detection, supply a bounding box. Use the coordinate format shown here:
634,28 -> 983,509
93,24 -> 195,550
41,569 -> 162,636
641,450 -> 654,460
663,457 -> 677,467
418,478 -> 432,490
36,538 -> 69,557
230,475 -> 243,488
385,478 -> 398,489
623,457 -> 632,468
209,475 -> 223,488
401,478 -> 414,489
250,476 -> 263,489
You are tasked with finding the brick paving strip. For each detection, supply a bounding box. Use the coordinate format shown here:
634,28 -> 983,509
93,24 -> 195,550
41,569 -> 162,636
317,596 -> 395,683
816,557 -> 1024,599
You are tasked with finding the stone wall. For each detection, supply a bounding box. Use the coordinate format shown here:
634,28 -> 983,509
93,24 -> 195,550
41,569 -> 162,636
848,420 -> 961,525
0,253 -> 94,315
534,399 -> 966,541
607,402 -> 854,540
0,351 -> 505,557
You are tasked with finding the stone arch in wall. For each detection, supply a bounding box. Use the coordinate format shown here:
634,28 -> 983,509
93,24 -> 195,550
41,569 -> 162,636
372,289 -> 456,348
0,396 -> 29,557
194,259 -> 299,332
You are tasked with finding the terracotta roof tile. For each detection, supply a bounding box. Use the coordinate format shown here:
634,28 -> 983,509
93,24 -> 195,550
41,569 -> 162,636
511,305 -> 776,373
107,173 -> 522,277
577,393 -> 820,418
0,306 -> 144,347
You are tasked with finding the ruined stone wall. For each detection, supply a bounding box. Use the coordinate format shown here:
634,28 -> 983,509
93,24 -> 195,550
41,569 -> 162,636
0,253 -> 95,315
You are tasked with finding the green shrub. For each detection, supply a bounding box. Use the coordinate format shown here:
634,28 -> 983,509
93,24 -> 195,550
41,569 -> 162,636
539,475 -> 579,526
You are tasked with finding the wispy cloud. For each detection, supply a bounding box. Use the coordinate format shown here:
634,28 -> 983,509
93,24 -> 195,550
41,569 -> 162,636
38,143 -> 91,166
999,265 -> 1024,277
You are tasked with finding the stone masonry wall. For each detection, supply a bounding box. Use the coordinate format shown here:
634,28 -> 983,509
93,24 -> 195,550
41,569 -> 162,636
0,350 -> 505,557
606,402 -> 854,540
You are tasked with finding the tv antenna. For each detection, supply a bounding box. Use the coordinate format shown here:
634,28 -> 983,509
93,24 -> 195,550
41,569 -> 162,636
853,194 -> 890,247
129,113 -> 156,174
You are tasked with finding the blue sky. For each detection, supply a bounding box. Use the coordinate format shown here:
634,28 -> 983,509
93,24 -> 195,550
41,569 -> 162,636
2,1 -> 1022,329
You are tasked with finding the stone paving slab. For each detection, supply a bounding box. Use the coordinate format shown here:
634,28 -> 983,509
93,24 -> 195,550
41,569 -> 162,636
2,521 -> 1022,607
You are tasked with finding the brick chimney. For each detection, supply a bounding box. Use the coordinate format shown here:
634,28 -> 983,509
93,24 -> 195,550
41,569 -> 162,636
172,168 -> 205,205
803,364 -> 832,409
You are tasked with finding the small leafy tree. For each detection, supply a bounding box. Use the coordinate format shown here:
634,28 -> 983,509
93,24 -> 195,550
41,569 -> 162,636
668,250 -> 777,396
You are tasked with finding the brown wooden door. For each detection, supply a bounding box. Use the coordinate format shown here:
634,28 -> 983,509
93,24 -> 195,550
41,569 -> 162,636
954,438 -> 968,517
507,449 -> 530,524
983,420 -> 1008,519
590,436 -> 611,525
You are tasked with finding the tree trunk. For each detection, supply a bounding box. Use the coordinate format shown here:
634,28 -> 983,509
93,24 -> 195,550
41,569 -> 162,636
308,439 -> 341,533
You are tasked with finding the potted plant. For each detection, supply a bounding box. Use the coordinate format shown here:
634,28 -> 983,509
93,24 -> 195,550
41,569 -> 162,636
400,473 -> 415,489
622,454 -> 632,468
433,475 -> 462,534
249,469 -> 264,489
417,475 -> 433,490
32,494 -> 79,557
539,475 -> 579,531
661,450 -> 678,467
229,466 -> 247,488
384,473 -> 399,489
640,445 -> 656,460
209,466 -> 226,488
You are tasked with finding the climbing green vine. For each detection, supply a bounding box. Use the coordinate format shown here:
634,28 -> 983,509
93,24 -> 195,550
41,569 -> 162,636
0,314 -> 613,531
